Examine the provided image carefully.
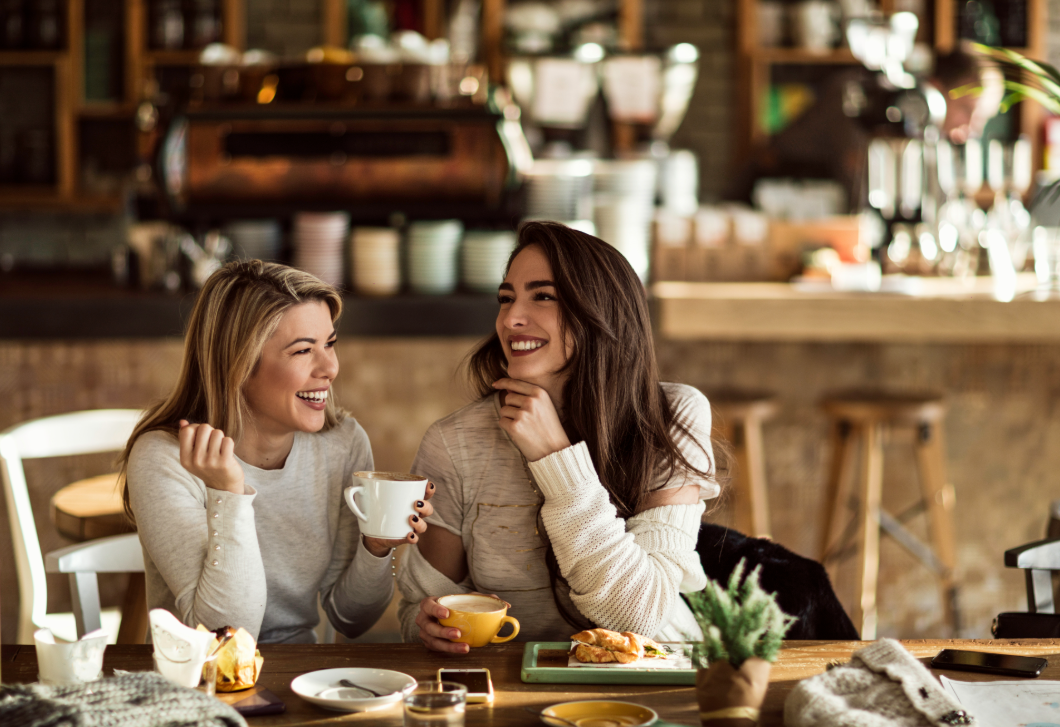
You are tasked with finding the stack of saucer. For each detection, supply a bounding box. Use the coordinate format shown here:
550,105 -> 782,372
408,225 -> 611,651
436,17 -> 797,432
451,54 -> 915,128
292,212 -> 349,286
593,160 -> 657,282
350,227 -> 401,296
224,219 -> 282,261
524,159 -> 594,221
407,220 -> 463,294
462,231 -> 517,292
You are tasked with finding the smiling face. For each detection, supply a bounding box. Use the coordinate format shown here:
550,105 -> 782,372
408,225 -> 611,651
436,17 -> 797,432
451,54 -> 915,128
242,300 -> 339,439
496,245 -> 572,399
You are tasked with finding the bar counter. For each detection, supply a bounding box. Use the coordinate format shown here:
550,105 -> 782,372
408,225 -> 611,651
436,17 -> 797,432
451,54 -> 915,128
653,275 -> 1060,343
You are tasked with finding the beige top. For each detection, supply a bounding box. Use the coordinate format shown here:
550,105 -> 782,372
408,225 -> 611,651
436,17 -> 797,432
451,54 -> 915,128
397,382 -> 717,643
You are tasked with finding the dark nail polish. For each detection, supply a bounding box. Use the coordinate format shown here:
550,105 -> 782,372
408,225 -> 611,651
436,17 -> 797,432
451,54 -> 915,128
412,515 -> 420,523
429,482 -> 436,490
417,500 -> 424,508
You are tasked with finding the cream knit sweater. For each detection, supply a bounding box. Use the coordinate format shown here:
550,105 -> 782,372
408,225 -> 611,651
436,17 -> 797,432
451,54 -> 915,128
398,382 -> 717,643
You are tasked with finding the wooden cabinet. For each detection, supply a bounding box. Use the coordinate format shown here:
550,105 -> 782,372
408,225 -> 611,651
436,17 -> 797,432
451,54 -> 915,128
735,0 -> 1047,163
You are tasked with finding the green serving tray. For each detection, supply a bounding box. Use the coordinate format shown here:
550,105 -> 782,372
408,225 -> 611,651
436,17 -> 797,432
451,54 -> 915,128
520,642 -> 696,685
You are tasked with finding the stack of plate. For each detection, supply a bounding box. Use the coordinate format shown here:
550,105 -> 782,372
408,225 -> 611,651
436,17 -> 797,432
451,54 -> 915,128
462,231 -> 517,292
592,160 -> 658,282
292,212 -> 349,287
407,220 -> 463,294
350,227 -> 401,296
224,219 -> 282,261
524,159 -> 594,221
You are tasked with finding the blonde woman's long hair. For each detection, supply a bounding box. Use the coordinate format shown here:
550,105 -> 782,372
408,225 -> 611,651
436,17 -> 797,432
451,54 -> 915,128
119,260 -> 345,521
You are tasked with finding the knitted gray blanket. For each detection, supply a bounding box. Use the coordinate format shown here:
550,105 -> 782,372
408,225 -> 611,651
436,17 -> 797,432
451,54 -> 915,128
0,673 -> 248,727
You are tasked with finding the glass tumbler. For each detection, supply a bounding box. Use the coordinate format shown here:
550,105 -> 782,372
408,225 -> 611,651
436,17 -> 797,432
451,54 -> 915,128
196,653 -> 218,697
1031,226 -> 1060,299
403,681 -> 467,727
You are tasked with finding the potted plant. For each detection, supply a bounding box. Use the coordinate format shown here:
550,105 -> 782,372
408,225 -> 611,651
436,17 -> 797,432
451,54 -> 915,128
686,559 -> 796,727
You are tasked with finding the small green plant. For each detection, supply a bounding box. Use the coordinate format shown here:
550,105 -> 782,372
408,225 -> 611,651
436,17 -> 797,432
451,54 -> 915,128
969,44 -> 1060,116
685,559 -> 797,669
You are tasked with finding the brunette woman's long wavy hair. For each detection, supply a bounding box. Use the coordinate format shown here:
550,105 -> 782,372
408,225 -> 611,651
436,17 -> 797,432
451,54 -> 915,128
117,260 -> 345,522
467,221 -> 719,628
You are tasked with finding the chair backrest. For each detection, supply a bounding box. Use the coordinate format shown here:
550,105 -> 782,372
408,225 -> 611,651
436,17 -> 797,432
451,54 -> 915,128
1004,538 -> 1060,614
0,409 -> 142,644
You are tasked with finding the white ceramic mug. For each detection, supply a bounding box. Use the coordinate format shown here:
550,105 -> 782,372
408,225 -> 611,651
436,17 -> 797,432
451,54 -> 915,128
344,471 -> 427,539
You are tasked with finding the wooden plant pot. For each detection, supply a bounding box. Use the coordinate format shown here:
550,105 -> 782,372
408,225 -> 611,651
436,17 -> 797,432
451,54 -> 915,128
696,657 -> 771,726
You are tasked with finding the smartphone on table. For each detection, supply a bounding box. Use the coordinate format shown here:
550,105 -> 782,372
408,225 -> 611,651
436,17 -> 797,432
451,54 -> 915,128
437,668 -> 494,703
930,649 -> 1048,678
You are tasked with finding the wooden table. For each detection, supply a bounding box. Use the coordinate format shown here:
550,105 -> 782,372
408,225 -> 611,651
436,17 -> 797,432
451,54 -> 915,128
6,640 -> 1060,725
49,473 -> 147,644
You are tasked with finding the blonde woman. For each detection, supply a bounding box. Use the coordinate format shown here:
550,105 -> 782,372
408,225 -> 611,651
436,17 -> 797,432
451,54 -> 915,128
120,260 -> 433,643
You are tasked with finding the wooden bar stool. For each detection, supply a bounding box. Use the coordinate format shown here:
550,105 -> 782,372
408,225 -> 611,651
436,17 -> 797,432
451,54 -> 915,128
709,391 -> 778,539
820,393 -> 959,639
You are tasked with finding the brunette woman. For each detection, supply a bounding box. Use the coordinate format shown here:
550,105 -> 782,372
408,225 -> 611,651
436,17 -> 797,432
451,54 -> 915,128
120,260 -> 433,643
398,221 -> 719,652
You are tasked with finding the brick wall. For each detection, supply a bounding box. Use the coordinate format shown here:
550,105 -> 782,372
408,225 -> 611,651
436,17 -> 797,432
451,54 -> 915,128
644,0 -> 737,201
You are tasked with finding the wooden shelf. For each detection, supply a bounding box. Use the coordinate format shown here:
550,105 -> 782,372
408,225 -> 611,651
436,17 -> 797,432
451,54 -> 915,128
78,102 -> 136,118
736,0 -> 1049,168
0,50 -> 66,66
142,49 -> 204,66
0,188 -> 123,212
752,48 -> 858,65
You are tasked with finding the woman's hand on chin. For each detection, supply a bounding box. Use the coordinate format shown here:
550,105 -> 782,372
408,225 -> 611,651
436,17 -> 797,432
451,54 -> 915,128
362,482 -> 436,557
178,420 -> 245,495
492,378 -> 571,462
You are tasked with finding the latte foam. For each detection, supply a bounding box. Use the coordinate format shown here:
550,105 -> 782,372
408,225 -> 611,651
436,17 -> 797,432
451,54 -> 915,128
440,596 -> 504,613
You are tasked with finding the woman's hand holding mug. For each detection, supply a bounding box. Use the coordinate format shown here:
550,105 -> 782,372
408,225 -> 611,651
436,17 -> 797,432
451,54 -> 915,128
415,593 -> 516,654
361,481 -> 435,557
178,420 -> 245,495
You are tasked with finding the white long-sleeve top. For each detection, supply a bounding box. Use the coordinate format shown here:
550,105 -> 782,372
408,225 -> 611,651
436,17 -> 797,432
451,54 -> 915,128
127,417 -> 394,644
398,382 -> 717,643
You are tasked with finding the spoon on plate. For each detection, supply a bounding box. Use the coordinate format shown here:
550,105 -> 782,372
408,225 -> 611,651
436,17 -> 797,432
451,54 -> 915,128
523,706 -> 580,727
338,679 -> 395,698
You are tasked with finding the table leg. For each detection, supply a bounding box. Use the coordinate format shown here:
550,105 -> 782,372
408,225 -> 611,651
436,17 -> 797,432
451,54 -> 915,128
117,573 -> 148,644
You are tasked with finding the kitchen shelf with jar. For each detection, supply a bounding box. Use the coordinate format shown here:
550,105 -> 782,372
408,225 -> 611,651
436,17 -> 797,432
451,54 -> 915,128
736,0 -> 1047,162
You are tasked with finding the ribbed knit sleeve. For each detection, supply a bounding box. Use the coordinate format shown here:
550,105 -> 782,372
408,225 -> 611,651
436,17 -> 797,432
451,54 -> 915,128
529,441 -> 707,637
127,431 -> 269,639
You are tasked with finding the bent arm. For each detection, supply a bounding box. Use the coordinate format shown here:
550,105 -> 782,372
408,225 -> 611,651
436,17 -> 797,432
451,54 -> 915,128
396,531 -> 471,643
128,433 -> 268,638
320,526 -> 395,640
530,442 -> 707,638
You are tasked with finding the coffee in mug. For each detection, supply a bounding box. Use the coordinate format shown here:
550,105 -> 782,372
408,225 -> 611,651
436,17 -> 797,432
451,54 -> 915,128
343,471 -> 427,540
437,594 -> 520,647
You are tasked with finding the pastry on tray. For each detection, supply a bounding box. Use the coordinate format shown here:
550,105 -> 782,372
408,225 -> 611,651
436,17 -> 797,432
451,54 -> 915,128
197,625 -> 264,691
571,628 -> 668,664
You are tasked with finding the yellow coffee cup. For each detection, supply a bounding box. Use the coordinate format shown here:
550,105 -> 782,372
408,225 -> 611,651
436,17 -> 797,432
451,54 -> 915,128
437,594 -> 520,647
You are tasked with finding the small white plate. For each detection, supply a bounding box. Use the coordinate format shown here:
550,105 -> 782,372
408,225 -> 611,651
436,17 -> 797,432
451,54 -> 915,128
291,667 -> 416,712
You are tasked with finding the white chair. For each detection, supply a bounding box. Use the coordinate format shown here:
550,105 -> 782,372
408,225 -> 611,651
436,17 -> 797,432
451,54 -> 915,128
0,409 -> 144,644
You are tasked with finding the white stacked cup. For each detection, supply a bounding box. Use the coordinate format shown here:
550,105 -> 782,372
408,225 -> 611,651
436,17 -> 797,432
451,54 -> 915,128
292,212 -> 350,287
524,158 -> 595,223
224,219 -> 283,261
659,150 -> 699,217
592,159 -> 658,282
408,220 -> 463,294
350,227 -> 401,296
462,231 -> 517,293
